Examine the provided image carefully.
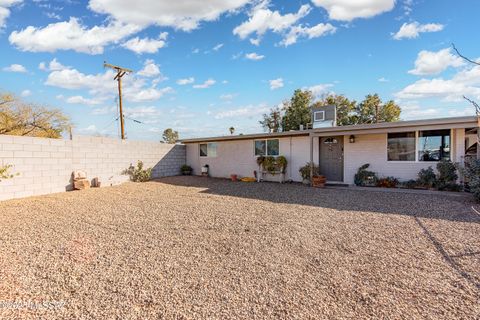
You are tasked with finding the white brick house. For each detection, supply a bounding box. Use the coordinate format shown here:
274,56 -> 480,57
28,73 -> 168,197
182,115 -> 477,184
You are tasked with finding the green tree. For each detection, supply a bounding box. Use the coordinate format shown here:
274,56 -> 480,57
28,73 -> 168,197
259,107 -> 283,132
355,94 -> 401,124
314,94 -> 356,126
0,93 -> 70,138
162,128 -> 178,144
229,126 -> 235,135
282,89 -> 313,131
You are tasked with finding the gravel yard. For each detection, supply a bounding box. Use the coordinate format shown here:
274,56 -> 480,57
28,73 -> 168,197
0,176 -> 479,319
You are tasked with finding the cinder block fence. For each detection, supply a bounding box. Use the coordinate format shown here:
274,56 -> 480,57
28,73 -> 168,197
0,135 -> 186,201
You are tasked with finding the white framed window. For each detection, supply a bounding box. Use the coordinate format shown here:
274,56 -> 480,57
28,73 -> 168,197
199,143 -> 217,157
314,111 -> 325,121
418,129 -> 450,161
254,139 -> 279,156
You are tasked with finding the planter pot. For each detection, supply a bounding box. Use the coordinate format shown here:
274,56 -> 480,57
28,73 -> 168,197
182,170 -> 192,175
302,179 -> 310,185
230,174 -> 238,182
312,175 -> 326,188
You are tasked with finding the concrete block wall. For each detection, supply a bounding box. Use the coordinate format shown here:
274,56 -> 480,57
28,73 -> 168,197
0,135 -> 185,201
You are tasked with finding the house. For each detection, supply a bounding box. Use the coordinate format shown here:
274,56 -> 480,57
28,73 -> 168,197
181,106 -> 478,185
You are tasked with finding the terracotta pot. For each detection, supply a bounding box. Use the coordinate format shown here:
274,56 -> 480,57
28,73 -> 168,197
230,174 -> 238,182
312,175 -> 326,188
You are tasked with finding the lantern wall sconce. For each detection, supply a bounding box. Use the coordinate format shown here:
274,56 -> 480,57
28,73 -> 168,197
349,135 -> 355,143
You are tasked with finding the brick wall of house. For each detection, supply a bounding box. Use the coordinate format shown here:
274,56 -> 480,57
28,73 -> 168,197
0,135 -> 185,200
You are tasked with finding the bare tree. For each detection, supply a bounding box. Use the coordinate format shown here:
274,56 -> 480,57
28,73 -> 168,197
452,43 -> 480,158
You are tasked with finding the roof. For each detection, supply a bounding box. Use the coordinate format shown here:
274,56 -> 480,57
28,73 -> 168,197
180,116 -> 478,143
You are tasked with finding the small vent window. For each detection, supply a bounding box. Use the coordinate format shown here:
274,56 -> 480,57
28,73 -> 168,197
324,137 -> 338,144
314,111 -> 325,121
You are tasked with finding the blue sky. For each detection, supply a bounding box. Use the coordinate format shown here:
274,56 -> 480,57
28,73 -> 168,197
0,0 -> 478,140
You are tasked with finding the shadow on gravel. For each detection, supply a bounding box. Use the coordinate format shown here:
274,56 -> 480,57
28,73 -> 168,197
154,176 -> 479,224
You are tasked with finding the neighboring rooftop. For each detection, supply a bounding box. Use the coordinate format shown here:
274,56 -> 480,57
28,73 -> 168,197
180,116 -> 477,143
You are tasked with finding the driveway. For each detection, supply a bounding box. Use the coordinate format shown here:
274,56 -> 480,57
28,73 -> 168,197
0,176 -> 479,319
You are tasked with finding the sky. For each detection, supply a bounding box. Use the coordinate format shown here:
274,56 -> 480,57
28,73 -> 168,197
0,0 -> 478,140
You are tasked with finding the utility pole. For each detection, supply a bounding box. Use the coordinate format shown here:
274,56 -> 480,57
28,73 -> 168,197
104,62 -> 133,140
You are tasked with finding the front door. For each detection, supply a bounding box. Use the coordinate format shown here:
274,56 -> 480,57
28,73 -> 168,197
319,136 -> 344,182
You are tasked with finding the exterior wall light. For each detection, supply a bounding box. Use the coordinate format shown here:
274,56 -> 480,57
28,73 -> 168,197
349,135 -> 355,143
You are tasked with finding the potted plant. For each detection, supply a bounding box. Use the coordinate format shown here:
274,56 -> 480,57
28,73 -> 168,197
312,175 -> 327,188
181,164 -> 193,175
299,162 -> 319,185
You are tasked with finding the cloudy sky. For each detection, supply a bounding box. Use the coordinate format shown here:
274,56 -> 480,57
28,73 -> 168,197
0,0 -> 478,140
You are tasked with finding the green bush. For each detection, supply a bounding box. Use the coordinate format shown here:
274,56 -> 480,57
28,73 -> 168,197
124,161 -> 152,182
436,160 -> 461,191
299,162 -> 320,181
401,179 -> 418,189
462,159 -> 480,202
417,167 -> 436,188
354,164 -> 378,186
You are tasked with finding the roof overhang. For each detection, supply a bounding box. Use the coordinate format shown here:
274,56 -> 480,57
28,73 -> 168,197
180,116 -> 478,143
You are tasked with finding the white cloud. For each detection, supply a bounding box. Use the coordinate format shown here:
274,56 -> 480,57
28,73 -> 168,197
9,17 -> 140,54
269,78 -> 284,90
65,95 -> 102,105
311,0 -> 395,21
280,22 -> 336,46
45,66 -> 173,103
234,2 -> 311,44
401,103 -> 440,120
121,32 -> 168,54
124,106 -> 161,118
89,0 -> 251,31
21,89 -> 31,97
245,52 -> 264,60
137,59 -> 162,77
91,106 -> 115,115
213,104 -> 269,119
193,78 -> 216,89
124,87 -> 174,102
0,0 -> 22,28
3,63 -> 27,73
378,77 -> 389,82
396,64 -> 480,102
220,93 -> 236,100
82,124 -> 97,133
408,48 -> 464,76
307,83 -> 334,97
38,58 -> 68,71
176,77 -> 195,85
392,21 -> 444,40
212,43 -> 224,51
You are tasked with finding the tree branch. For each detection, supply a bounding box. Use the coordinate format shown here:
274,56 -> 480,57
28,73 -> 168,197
452,43 -> 480,66
463,96 -> 480,115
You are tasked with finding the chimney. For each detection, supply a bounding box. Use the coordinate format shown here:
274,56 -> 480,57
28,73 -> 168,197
311,104 -> 336,128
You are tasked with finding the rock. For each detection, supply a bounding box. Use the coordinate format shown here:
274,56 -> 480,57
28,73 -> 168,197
74,179 -> 90,190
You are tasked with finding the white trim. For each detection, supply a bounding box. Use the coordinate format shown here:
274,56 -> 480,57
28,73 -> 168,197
314,111 -> 325,122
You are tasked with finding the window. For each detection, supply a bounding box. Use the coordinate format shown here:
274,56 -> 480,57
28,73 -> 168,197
418,130 -> 450,161
388,132 -> 415,161
254,139 -> 279,156
323,137 -> 338,144
199,143 -> 217,157
314,111 -> 325,121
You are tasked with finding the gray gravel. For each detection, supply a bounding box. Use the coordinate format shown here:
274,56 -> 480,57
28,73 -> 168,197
0,176 -> 479,319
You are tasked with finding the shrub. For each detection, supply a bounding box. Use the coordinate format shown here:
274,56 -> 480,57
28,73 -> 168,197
417,167 -> 437,188
124,161 -> 152,182
299,162 -> 320,181
257,156 -> 288,175
401,179 -> 418,189
376,176 -> 399,188
354,164 -> 378,186
0,164 -> 14,181
436,160 -> 461,191
462,159 -> 480,202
